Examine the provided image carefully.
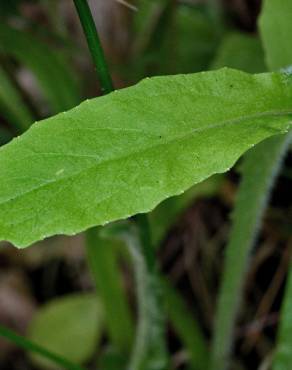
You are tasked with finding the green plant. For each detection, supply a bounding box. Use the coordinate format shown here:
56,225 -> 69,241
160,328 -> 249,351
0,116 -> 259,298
0,1 -> 291,370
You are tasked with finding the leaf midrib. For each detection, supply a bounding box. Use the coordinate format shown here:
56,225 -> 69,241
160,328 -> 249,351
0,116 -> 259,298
1,109 -> 291,207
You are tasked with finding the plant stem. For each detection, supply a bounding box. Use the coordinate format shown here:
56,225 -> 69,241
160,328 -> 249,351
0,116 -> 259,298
73,1 -> 160,360
0,325 -> 86,370
73,0 -> 114,94
73,3 -> 167,367
124,224 -> 169,370
74,0 -> 133,352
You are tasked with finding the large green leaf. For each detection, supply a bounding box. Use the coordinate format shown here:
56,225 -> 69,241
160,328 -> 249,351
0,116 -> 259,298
0,68 -> 292,248
28,293 -> 104,369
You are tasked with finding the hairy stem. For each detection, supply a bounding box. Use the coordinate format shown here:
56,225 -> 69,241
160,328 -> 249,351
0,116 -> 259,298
124,224 -> 169,370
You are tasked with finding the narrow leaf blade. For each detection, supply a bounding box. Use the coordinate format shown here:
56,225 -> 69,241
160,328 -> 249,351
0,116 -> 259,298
273,265 -> 292,370
259,0 -> 292,71
0,23 -> 80,112
0,66 -> 34,132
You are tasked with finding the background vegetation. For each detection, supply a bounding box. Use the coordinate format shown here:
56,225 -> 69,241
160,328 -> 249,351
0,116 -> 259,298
0,1 -> 291,370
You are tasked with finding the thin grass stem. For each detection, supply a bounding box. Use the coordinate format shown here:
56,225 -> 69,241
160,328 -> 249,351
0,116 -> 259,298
0,325 -> 86,370
73,0 -> 114,94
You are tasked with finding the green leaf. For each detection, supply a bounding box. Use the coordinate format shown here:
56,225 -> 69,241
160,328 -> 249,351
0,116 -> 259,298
259,0 -> 292,71
273,265 -> 292,370
28,293 -> 104,369
0,68 -> 292,247
0,23 -> 80,113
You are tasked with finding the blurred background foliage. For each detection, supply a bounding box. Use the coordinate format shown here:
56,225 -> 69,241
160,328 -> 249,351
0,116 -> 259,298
0,1 -> 291,370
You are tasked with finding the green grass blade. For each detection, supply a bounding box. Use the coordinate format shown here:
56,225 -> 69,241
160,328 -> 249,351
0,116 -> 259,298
162,278 -> 208,370
0,23 -> 80,113
273,263 -> 292,370
259,0 -> 292,71
86,228 -> 134,353
0,66 -> 34,132
0,324 -> 87,370
209,135 -> 291,370
73,0 -> 114,94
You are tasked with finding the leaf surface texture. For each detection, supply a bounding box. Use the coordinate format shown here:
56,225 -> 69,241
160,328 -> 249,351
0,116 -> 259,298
1,68 -> 292,247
